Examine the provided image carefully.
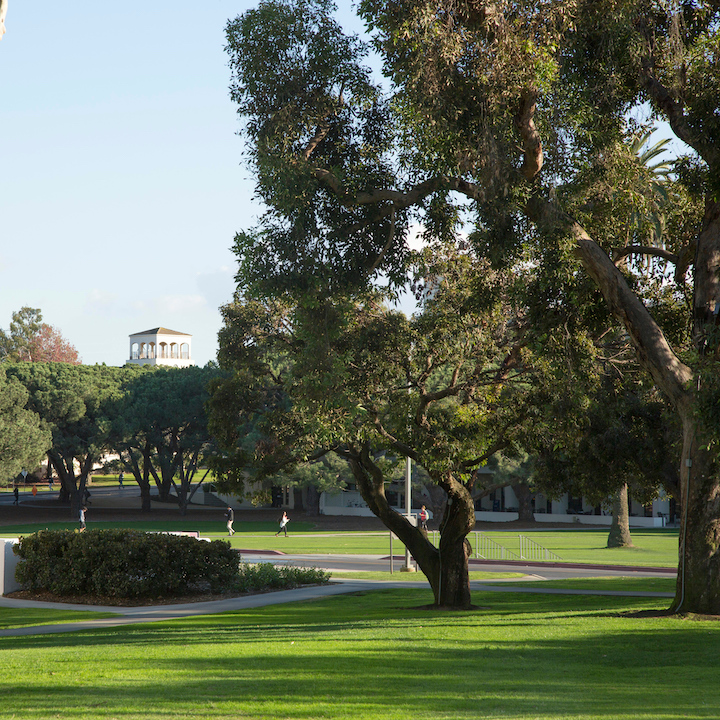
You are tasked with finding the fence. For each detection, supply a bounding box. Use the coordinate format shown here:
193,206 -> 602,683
428,531 -> 561,562
518,534 -> 562,561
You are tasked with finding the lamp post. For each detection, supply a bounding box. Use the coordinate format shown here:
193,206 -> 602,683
402,454 -> 415,571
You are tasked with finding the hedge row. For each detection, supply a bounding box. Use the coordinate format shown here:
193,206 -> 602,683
236,562 -> 329,592
14,529 -> 239,598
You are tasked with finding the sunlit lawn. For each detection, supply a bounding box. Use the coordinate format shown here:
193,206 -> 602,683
0,518 -> 679,567
328,574 -> 677,594
330,571 -> 528,582
0,588 -> 715,720
0,608 -> 118,631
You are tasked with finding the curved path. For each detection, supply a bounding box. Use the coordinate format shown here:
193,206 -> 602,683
0,552 -> 675,638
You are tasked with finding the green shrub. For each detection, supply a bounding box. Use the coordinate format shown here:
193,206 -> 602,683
14,531 -> 331,600
14,529 -> 239,598
236,563 -> 330,592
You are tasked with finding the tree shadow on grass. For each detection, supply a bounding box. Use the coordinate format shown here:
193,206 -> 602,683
2,618 -> 719,719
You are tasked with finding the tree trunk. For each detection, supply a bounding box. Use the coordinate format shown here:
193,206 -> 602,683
140,448 -> 152,512
436,486 -> 475,608
345,444 -> 475,609
123,446 -> 153,512
607,482 -> 634,548
512,480 -> 535,522
671,415 -> 720,614
305,484 -> 320,516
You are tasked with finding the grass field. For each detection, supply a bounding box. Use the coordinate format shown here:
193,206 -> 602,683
0,608 -> 119,630
0,588 -> 715,720
0,519 -> 681,567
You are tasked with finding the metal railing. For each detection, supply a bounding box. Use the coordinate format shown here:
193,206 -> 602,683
429,531 -> 561,562
473,532 -> 521,561
518,534 -> 562,561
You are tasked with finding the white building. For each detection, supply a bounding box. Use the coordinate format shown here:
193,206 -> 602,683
128,327 -> 193,368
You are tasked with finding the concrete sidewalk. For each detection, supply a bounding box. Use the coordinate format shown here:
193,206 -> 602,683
0,580 -> 373,637
0,575 -> 675,638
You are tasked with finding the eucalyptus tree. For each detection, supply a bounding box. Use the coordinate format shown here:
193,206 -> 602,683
226,0 -> 719,613
211,248 -> 534,608
0,307 -> 80,364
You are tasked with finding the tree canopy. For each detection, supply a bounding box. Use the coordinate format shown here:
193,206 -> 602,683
110,365 -> 221,514
0,307 -> 80,364
0,366 -> 51,481
223,0 -> 720,613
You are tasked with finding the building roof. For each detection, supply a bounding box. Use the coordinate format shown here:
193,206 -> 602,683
129,327 -> 191,337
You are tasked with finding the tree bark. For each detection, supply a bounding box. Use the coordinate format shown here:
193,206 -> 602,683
607,483 -> 634,548
512,480 -> 535,522
344,443 -> 475,609
671,413 -> 720,614
526,195 -> 720,614
304,484 -> 321,516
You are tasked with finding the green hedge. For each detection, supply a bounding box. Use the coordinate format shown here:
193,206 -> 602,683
13,529 -> 239,598
236,563 -> 329,592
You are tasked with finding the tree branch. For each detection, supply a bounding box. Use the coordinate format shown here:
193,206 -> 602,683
612,245 -> 679,266
526,194 -> 693,412
639,56 -> 720,168
515,90 -> 544,180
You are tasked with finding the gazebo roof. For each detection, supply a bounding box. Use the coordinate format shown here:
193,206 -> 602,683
129,327 -> 191,337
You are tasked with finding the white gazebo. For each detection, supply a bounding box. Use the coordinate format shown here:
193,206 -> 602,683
128,327 -> 193,368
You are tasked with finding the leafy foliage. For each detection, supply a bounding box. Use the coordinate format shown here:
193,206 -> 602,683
0,307 -> 80,363
0,366 -> 51,479
14,530 -> 240,598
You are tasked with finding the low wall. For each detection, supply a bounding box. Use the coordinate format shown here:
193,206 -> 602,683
532,513 -> 664,528
473,511 -> 664,527
316,505 -> 665,527
0,539 -> 20,595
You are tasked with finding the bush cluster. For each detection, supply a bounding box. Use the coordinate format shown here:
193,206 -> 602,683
236,562 -> 329,592
14,529 -> 239,598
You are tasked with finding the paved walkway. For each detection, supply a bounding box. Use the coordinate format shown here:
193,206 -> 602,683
0,573 -> 675,638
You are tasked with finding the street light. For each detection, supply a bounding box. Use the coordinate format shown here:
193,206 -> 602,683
402,454 -> 416,572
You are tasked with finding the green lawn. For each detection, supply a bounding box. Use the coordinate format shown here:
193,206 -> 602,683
0,588 -> 715,719
0,521 -> 680,567
0,608 -> 118,630
330,570 -> 528,581
328,574 -> 677,594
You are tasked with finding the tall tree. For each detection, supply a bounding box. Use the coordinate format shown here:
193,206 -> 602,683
211,247 -> 537,608
225,0 -> 720,613
0,307 -> 43,362
0,307 -> 80,364
6,363 -> 124,517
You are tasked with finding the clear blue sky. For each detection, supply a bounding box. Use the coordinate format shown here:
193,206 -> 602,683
0,1 -> 365,366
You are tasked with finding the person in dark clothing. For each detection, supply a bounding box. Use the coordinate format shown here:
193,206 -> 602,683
225,506 -> 235,536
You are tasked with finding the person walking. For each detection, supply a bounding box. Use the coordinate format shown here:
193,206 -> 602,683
13,486 -> 19,505
418,505 -> 429,532
275,511 -> 289,537
79,506 -> 87,532
225,506 -> 235,536
118,471 -> 124,489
